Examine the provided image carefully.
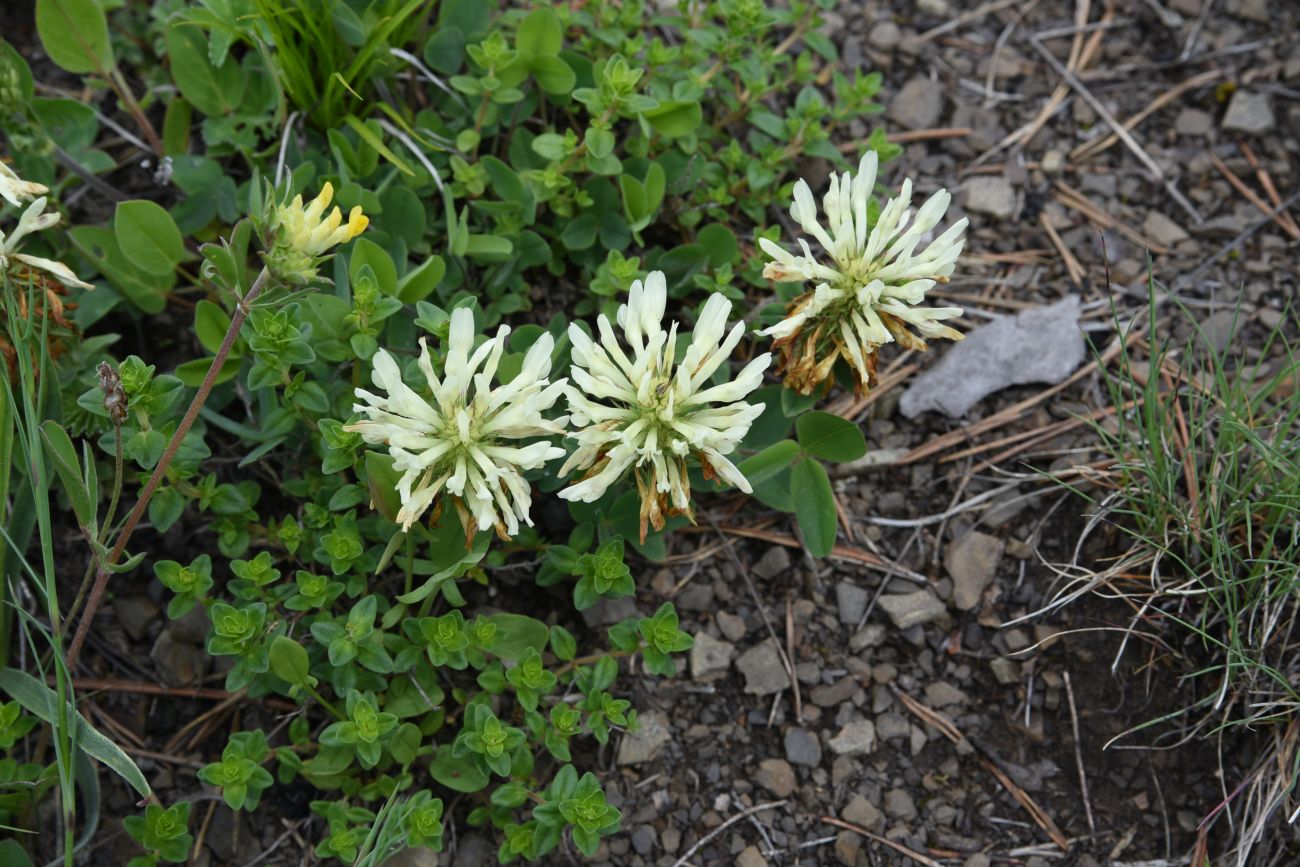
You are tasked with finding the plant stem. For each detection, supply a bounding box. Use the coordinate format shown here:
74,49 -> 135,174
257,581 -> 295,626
108,67 -> 163,155
65,269 -> 272,669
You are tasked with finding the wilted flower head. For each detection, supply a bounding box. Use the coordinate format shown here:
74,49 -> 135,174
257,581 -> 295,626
560,271 -> 770,541
0,196 -> 93,290
759,150 -> 966,394
0,162 -> 47,208
345,308 -> 567,542
266,182 -> 368,284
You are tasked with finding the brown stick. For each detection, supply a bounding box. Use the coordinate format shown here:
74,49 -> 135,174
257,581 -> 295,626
1208,151 -> 1300,241
1237,140 -> 1300,236
820,816 -> 943,866
66,270 -> 271,670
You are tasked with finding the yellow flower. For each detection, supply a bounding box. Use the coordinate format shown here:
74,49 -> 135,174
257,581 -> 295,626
265,182 -> 368,284
276,182 -> 368,256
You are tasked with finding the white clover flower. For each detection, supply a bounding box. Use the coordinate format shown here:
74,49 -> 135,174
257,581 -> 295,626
345,308 -> 568,540
758,150 -> 967,394
0,197 -> 94,290
559,271 -> 770,540
0,162 -> 48,208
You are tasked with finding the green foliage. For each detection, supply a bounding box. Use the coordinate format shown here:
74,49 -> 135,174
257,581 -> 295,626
0,0 -> 914,861
124,802 -> 192,865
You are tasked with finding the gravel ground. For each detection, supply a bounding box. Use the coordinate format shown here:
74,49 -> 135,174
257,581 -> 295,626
60,1 -> 1300,865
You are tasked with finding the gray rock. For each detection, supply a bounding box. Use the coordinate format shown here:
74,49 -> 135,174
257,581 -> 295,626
836,581 -> 869,625
884,787 -> 918,821
888,77 -> 945,130
842,793 -> 885,832
849,623 -> 886,652
828,718 -> 876,756
581,595 -> 638,627
990,657 -> 1020,685
752,545 -> 791,580
755,757 -> 797,797
716,610 -> 748,642
737,846 -> 769,867
945,530 -> 1005,611
1143,211 -> 1190,247
810,677 -> 858,708
384,848 -> 440,867
877,590 -> 947,629
1041,149 -> 1065,174
784,727 -> 823,767
1200,310 -> 1239,354
918,0 -> 950,14
616,710 -> 671,765
690,632 -> 735,679
963,176 -> 1017,220
835,831 -> 861,865
868,21 -> 902,51
631,825 -> 656,856
150,626 -> 207,687
1175,108 -> 1213,136
900,296 -> 1085,419
924,681 -> 968,707
113,595 -> 159,641
876,711 -> 910,740
1222,90 -> 1275,134
964,855 -> 992,867
737,639 -> 791,695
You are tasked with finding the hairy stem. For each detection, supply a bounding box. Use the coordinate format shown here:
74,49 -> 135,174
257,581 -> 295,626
65,269 -> 271,669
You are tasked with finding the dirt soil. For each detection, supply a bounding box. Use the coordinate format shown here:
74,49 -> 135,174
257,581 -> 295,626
32,0 -> 1300,865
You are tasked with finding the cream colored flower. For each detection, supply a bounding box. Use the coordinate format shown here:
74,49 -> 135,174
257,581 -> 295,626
559,271 -> 770,540
759,151 -> 966,394
0,163 -> 48,208
345,308 -> 567,540
1,197 -> 93,290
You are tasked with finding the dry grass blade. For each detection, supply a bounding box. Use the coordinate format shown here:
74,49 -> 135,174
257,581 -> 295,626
1207,151 -> 1300,241
672,800 -> 788,867
1237,140 -> 1300,236
1039,211 -> 1087,286
1069,69 -> 1222,162
819,816 -> 943,866
1053,181 -> 1170,253
891,685 -> 1070,849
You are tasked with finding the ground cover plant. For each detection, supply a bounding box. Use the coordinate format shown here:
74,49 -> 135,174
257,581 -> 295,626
3,1 -> 1298,865
0,0 -> 972,863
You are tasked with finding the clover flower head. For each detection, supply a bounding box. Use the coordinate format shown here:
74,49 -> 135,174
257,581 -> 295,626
559,271 -> 770,541
0,162 -> 48,208
266,182 -> 368,283
345,307 -> 567,541
758,150 -> 967,394
0,196 -> 93,290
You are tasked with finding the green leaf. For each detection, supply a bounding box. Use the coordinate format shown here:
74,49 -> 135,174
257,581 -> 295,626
791,459 -> 837,558
397,255 -> 445,303
642,100 -> 702,138
70,226 -> 174,314
431,744 -> 489,793
35,0 -> 112,74
194,299 -> 232,355
364,451 -> 403,524
344,115 -> 415,176
268,636 -> 313,689
0,668 -> 150,798
165,25 -> 243,116
517,6 -> 562,56
40,421 -> 94,532
795,411 -> 867,462
484,614 -> 549,661
738,439 -> 800,488
349,238 -> 398,294
529,55 -> 576,95
115,201 -> 184,277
